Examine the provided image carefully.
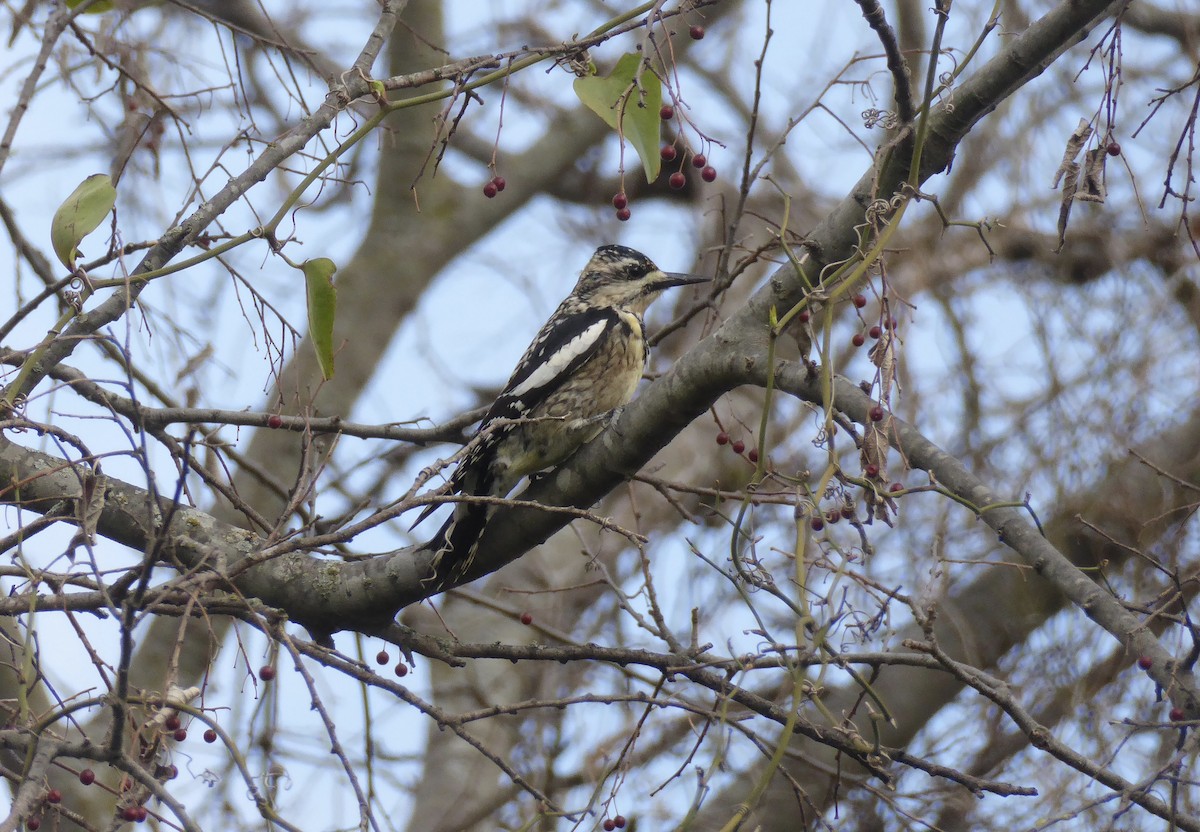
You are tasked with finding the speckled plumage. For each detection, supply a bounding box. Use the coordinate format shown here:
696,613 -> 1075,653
419,245 -> 706,587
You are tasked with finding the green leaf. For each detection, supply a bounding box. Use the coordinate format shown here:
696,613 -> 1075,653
573,53 -> 662,182
50,174 -> 117,270
66,0 -> 116,13
303,258 -> 338,380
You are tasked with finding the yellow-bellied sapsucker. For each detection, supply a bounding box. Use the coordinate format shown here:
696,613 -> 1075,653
417,244 -> 707,586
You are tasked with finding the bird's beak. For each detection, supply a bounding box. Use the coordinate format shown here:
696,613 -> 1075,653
657,271 -> 710,289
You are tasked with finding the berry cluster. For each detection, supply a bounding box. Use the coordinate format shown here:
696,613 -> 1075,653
482,175 -> 507,199
809,502 -> 856,532
612,57 -> 719,222
376,649 -> 412,677
71,770 -> 151,824
612,145 -> 718,221
845,294 -> 898,348
715,431 -> 759,463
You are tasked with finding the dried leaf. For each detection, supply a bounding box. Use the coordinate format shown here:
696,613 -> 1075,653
1078,147 -> 1107,203
869,329 -> 898,398
860,424 -> 894,526
1052,119 -> 1092,189
1055,161 -> 1080,252
67,472 -> 106,560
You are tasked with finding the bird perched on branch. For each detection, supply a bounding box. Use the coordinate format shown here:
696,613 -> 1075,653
416,244 -> 707,587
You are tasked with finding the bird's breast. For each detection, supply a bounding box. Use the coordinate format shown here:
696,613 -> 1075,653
497,312 -> 646,480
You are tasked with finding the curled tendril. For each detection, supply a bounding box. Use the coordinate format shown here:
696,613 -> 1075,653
69,268 -> 95,296
864,199 -> 892,224
735,554 -> 775,591
559,50 -> 592,77
863,108 -> 900,130
861,108 -> 899,130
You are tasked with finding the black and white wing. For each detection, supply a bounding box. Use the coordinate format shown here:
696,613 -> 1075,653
420,306 -> 622,581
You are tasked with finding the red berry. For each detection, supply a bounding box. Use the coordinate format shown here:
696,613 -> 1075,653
1170,707 -> 1186,722
747,448 -> 759,463
162,764 -> 178,780
604,821 -> 616,832
491,176 -> 506,192
615,207 -> 631,222
798,310 -> 810,324
810,517 -> 824,531
852,294 -> 867,308
889,482 -> 903,493
482,182 -> 498,198
731,439 -> 745,454
266,414 -> 283,429
865,464 -> 880,478
259,665 -> 276,681
203,729 -> 217,743
79,769 -> 95,785
869,405 -> 885,422
661,145 -> 677,162
669,171 -> 686,190
886,316 -> 898,330
826,509 -> 841,524
614,817 -> 627,829
135,806 -> 148,822
700,165 -> 717,182
394,663 -> 408,677
869,325 -> 882,339
46,789 -> 62,804
690,25 -> 705,40
852,333 -> 865,347
1106,141 -> 1121,156
376,650 -> 389,665
27,818 -> 40,831
1137,656 -> 1152,670
519,612 -> 533,626
173,728 -> 187,742
611,193 -> 628,210
715,431 -> 729,446
691,153 -> 707,168
164,715 -> 181,731
659,104 -> 674,120
122,806 -> 139,822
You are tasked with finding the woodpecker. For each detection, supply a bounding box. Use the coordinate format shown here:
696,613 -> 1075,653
417,244 -> 707,587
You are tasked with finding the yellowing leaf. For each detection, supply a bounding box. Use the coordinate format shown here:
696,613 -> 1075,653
574,53 -> 662,182
50,174 -> 117,270
303,258 -> 338,380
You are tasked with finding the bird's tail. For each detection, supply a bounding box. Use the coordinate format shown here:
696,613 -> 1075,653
426,501 -> 490,588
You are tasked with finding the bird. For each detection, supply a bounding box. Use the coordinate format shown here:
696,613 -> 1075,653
416,244 -> 708,587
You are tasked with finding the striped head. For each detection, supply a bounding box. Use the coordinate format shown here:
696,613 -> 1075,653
571,245 -> 707,313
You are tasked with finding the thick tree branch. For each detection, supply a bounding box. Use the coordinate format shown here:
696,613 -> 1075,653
0,0 -> 1134,636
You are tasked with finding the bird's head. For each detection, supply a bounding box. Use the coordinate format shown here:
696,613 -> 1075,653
572,245 -> 708,313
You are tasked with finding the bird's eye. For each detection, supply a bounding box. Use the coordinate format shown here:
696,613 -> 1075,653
625,262 -> 651,280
